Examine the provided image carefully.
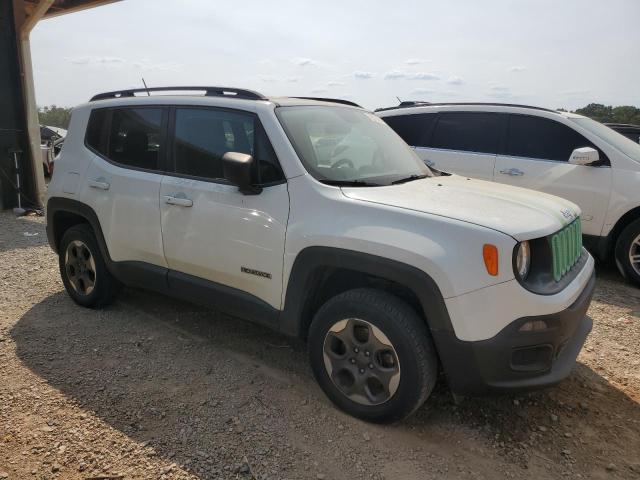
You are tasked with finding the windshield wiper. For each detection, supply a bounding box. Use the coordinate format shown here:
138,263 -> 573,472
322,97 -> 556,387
390,174 -> 429,185
319,179 -> 382,187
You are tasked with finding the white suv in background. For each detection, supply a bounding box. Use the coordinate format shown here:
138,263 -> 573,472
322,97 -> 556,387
47,87 -> 595,422
378,103 -> 640,286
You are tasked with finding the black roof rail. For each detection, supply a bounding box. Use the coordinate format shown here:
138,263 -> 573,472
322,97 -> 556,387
90,86 -> 267,102
375,101 -> 559,114
292,97 -> 362,108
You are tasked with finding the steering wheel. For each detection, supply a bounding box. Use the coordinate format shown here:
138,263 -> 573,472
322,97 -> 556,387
332,158 -> 354,169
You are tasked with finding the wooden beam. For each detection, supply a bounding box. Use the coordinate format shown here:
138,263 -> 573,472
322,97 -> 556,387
41,0 -> 121,19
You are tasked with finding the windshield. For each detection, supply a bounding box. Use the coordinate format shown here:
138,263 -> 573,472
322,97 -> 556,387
570,117 -> 640,161
276,106 -> 432,185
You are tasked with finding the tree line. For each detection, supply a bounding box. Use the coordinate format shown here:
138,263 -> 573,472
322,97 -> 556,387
38,103 -> 640,130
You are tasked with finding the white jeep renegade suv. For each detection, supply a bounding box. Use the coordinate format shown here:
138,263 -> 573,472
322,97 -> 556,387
377,102 -> 640,286
46,87 -> 595,422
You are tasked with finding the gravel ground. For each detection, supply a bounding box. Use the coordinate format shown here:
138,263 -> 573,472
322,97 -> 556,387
0,210 -> 639,480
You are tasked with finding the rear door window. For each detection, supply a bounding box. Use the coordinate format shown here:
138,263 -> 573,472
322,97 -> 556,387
86,107 -> 165,171
431,112 -> 502,154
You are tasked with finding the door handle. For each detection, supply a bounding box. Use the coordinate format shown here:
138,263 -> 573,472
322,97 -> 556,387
88,178 -> 110,190
499,168 -> 524,177
164,194 -> 193,207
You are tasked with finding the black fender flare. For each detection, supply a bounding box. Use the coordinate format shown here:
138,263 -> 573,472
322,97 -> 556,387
46,196 -> 168,293
278,246 -> 455,338
46,197 -> 111,260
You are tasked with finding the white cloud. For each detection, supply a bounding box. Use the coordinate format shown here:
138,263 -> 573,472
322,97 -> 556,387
411,72 -> 439,80
65,55 -> 126,65
65,55 -> 180,72
490,85 -> 510,91
258,58 -> 277,68
384,71 -> 439,80
405,58 -> 429,65
410,88 -> 433,95
258,74 -> 277,83
509,66 -> 526,72
354,71 -> 374,79
286,76 -> 302,83
384,70 -> 407,80
447,75 -> 464,85
292,57 -> 317,66
327,80 -> 346,87
310,87 -> 328,94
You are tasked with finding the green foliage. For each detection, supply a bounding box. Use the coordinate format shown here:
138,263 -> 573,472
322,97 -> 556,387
38,105 -> 72,129
573,103 -> 640,126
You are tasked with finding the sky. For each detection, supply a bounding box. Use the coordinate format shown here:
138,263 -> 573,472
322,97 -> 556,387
31,0 -> 640,111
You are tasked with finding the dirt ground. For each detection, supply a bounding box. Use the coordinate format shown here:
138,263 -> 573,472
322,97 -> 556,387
0,211 -> 639,480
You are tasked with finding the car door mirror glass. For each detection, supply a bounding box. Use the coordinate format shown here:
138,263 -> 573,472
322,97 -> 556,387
569,147 -> 599,166
222,152 -> 262,194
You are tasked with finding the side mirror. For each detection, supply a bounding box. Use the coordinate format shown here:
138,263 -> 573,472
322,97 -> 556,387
222,152 -> 261,195
569,147 -> 599,166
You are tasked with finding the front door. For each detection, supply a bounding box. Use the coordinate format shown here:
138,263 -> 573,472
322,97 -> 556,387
159,106 -> 289,309
494,114 -> 612,236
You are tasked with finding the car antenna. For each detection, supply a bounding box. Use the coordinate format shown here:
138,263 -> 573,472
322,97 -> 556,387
396,96 -> 402,104
141,77 -> 151,96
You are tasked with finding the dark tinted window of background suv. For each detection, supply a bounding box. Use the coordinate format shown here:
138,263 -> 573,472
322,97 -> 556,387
173,108 -> 283,184
383,113 -> 436,146
507,114 -> 597,161
431,112 -> 502,154
86,107 -> 164,171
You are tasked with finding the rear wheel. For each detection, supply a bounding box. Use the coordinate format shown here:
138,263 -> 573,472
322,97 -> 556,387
308,288 -> 438,423
615,219 -> 640,286
59,224 -> 120,308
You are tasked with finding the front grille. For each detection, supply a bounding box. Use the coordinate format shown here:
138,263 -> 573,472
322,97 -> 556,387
551,218 -> 582,282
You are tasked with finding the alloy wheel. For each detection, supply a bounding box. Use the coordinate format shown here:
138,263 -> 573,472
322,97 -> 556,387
322,318 -> 401,406
64,240 -> 96,296
630,233 -> 640,276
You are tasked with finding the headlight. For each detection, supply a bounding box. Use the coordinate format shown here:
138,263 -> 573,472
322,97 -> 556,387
515,241 -> 531,279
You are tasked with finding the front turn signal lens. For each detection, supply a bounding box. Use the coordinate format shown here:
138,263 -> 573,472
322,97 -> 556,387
483,244 -> 499,276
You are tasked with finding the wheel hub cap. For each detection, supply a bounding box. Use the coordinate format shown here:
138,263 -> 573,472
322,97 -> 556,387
322,318 -> 401,406
64,240 -> 96,296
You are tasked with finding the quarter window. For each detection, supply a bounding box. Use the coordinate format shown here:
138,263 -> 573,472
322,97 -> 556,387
431,112 -> 502,154
507,115 -> 598,162
383,113 -> 436,147
173,108 -> 283,184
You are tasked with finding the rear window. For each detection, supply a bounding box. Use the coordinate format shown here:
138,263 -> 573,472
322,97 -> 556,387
85,107 -> 164,171
431,112 -> 502,154
383,113 -> 436,147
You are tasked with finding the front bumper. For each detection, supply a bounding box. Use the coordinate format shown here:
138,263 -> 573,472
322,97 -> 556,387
433,271 -> 595,395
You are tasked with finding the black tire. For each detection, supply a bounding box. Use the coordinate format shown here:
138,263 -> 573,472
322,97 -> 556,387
615,218 -> 640,286
308,288 -> 438,423
58,224 -> 120,308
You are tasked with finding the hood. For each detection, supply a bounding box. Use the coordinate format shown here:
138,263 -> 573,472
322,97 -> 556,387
341,175 -> 580,241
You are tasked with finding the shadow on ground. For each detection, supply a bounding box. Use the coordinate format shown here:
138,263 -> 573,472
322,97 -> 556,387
11,288 -> 640,478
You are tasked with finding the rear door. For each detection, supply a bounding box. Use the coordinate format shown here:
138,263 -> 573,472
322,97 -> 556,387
494,114 -> 612,236
83,106 -> 168,267
159,106 -> 289,310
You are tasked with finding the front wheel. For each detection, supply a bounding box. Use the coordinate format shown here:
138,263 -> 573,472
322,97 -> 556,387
308,288 -> 438,423
615,219 -> 640,287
